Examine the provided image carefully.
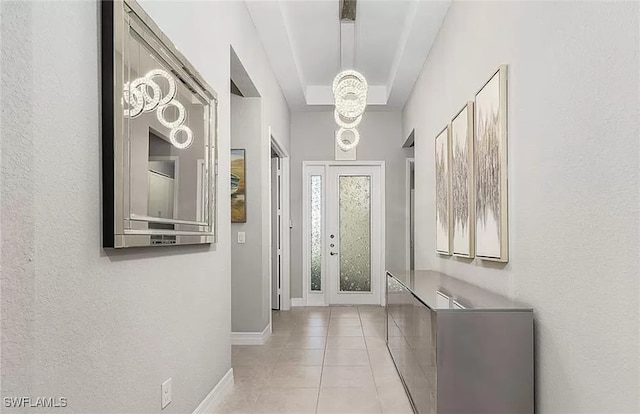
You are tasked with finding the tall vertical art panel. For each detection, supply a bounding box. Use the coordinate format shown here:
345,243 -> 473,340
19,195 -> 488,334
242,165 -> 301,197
474,65 -> 509,262
435,126 -> 451,255
451,102 -> 475,258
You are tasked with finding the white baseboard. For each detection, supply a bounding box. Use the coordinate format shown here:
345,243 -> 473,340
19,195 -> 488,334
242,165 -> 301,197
192,368 -> 234,414
231,323 -> 271,345
305,295 -> 327,307
291,298 -> 304,307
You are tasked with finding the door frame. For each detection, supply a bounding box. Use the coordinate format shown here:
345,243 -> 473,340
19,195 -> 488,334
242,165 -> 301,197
269,129 -> 291,312
302,161 -> 386,306
405,158 -> 415,272
148,155 -> 180,218
271,156 -> 280,310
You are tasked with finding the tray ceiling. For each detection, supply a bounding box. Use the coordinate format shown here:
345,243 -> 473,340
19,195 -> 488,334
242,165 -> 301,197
245,0 -> 451,110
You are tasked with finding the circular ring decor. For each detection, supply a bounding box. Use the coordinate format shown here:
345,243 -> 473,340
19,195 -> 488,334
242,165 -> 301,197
332,70 -> 368,95
130,77 -> 161,113
334,78 -> 368,118
334,109 -> 362,129
336,127 -> 360,152
157,100 -> 186,129
170,125 -> 194,149
123,82 -> 144,118
123,70 -> 176,118
122,68 -> 195,150
146,69 -> 177,106
333,70 -> 367,150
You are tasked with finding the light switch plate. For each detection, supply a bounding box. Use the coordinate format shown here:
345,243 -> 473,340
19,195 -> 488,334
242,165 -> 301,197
161,378 -> 172,409
237,232 -> 245,244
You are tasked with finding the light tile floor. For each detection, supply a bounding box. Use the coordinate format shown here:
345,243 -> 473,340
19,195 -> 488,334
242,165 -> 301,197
214,306 -> 413,414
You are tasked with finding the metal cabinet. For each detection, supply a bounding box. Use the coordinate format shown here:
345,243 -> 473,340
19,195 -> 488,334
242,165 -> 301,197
386,270 -> 534,414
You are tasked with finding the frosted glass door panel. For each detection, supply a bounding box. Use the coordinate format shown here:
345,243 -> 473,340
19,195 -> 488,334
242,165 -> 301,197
310,175 -> 323,291
339,176 -> 372,292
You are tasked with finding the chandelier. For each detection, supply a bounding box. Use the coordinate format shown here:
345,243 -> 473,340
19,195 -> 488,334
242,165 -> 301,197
333,70 -> 367,151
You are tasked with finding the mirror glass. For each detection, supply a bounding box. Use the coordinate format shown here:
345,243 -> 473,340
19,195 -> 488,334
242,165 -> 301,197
123,27 -> 211,227
102,0 -> 217,248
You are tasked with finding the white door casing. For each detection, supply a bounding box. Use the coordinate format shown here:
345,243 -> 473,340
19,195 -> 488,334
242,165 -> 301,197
327,165 -> 382,305
302,161 -> 385,306
271,156 -> 280,310
269,131 -> 291,313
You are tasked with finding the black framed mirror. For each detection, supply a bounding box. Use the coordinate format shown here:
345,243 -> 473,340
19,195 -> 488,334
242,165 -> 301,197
101,0 -> 218,248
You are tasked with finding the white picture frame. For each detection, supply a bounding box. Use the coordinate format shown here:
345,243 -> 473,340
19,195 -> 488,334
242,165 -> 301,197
451,102 -> 475,258
474,65 -> 508,262
435,126 -> 451,255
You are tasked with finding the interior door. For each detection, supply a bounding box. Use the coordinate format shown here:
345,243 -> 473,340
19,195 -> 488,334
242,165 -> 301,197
327,165 -> 382,305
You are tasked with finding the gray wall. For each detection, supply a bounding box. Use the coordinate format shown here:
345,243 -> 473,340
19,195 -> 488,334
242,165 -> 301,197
290,110 -> 409,299
403,1 -> 639,412
1,1 -> 289,412
230,95 -> 269,332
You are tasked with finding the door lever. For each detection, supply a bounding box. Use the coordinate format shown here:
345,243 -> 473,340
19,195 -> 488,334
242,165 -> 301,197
330,252 -> 338,256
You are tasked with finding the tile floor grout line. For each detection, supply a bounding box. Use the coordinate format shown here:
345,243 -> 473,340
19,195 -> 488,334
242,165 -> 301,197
361,306 -> 385,414
314,321 -> 327,414
222,307 -> 404,414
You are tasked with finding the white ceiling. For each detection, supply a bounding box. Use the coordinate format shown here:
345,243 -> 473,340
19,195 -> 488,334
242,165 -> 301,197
245,0 -> 451,110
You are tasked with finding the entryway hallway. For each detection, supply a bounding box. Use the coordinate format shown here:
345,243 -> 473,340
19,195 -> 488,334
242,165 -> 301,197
214,306 -> 412,414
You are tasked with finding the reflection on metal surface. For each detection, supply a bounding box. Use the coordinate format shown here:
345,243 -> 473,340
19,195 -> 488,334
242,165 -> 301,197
387,276 -> 436,413
386,272 -> 534,414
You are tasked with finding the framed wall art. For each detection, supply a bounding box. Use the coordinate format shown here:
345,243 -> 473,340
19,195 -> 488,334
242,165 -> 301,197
231,149 -> 246,223
451,101 -> 475,258
101,0 -> 218,248
435,126 -> 451,255
474,65 -> 508,262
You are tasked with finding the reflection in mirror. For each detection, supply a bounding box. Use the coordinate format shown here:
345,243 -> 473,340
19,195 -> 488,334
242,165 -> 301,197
148,132 -> 177,230
101,0 -> 217,248
125,29 -> 209,226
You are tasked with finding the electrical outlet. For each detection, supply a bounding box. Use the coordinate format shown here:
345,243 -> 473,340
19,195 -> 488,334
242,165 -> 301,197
237,232 -> 245,244
161,378 -> 172,409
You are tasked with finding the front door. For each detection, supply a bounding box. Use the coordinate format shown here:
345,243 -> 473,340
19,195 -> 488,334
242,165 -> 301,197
303,163 -> 383,306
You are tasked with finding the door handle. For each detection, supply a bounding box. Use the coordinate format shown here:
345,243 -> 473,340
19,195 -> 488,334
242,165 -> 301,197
330,252 -> 338,256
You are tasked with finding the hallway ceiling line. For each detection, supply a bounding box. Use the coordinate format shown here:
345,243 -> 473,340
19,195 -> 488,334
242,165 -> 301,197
384,0 -> 419,102
243,1 -> 307,106
245,0 -> 452,110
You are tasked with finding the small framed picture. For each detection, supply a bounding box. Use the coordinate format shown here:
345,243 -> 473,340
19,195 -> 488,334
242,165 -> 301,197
231,149 -> 246,223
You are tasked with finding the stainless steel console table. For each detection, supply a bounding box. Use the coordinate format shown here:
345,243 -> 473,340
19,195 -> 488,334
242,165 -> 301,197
386,270 -> 534,414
